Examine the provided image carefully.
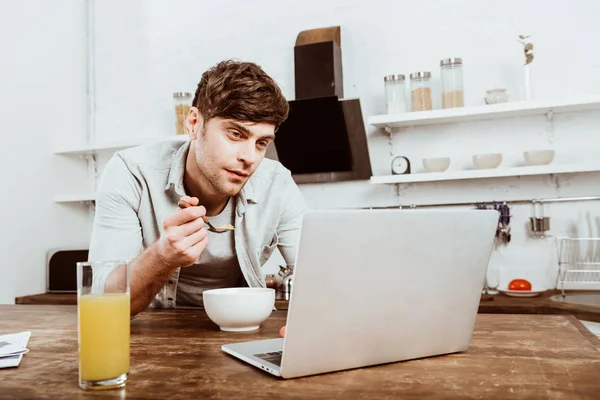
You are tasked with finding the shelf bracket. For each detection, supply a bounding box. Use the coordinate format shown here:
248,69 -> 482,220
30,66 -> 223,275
87,154 -> 98,189
394,182 -> 413,207
387,127 -> 396,157
546,109 -> 555,143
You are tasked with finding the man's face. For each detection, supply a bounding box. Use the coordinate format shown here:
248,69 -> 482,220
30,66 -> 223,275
187,109 -> 276,197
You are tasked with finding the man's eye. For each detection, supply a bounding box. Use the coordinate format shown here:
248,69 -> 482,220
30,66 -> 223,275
257,141 -> 268,148
230,130 -> 241,138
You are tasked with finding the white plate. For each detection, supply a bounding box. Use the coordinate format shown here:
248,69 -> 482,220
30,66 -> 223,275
499,289 -> 546,297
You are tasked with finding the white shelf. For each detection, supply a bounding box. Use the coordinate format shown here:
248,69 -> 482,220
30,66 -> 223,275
54,193 -> 96,203
55,135 -> 188,155
368,96 -> 600,130
370,164 -> 600,185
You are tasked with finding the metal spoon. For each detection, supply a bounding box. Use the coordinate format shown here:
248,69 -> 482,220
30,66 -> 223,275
177,198 -> 234,234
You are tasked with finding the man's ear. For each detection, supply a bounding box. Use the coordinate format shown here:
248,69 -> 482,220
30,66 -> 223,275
186,107 -> 204,140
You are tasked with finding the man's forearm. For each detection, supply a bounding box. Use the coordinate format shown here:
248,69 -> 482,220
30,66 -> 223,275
105,243 -> 176,316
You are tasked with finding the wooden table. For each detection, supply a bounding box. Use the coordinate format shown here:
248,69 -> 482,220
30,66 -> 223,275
1,306 -> 599,399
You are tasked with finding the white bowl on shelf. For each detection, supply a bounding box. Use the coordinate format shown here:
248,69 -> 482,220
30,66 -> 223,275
473,153 -> 502,169
203,287 -> 275,332
524,150 -> 555,166
422,157 -> 450,172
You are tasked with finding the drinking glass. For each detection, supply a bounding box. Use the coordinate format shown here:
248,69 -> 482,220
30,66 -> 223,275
77,260 -> 130,390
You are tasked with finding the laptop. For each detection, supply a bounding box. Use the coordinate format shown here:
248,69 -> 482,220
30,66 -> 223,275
221,208 -> 499,379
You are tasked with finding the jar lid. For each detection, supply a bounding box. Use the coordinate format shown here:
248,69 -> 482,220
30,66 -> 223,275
440,57 -> 463,66
410,71 -> 431,79
384,74 -> 405,82
173,92 -> 192,98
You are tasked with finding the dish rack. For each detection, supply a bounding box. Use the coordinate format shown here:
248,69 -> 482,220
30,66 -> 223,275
555,237 -> 600,296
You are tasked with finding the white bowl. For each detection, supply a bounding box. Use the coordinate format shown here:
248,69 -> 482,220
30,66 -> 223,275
422,157 -> 450,172
203,287 -> 275,332
524,150 -> 555,166
473,153 -> 502,169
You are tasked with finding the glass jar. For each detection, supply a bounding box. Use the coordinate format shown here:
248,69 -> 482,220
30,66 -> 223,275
173,92 -> 192,135
265,274 -> 277,289
440,58 -> 464,108
410,72 -> 432,111
384,74 -> 407,114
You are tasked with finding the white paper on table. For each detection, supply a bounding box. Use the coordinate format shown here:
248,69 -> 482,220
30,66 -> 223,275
0,331 -> 31,368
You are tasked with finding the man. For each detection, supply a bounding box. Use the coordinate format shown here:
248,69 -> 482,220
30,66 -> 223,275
89,60 -> 307,317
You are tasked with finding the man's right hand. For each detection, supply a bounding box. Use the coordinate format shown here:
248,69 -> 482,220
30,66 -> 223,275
156,196 -> 208,270
107,196 -> 208,316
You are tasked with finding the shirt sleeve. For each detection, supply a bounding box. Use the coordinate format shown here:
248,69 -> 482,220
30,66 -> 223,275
276,174 -> 308,269
88,154 -> 144,293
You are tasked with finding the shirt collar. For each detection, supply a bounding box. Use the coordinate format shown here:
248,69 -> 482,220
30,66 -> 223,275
165,139 -> 189,197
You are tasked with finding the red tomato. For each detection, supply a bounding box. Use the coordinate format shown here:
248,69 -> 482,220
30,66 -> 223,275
508,279 -> 532,291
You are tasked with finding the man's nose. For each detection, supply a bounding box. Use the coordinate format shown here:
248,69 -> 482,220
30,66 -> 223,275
237,142 -> 259,166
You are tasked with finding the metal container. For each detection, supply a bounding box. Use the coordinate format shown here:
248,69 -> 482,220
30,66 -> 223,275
530,200 -> 550,238
276,265 -> 294,300
530,217 -> 551,232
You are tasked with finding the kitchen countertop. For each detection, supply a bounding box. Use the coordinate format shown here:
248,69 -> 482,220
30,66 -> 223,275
15,292 -> 291,310
15,290 -> 600,322
1,305 -> 599,399
478,290 -> 600,322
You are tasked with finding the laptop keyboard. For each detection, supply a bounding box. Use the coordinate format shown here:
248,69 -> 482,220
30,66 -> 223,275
254,351 -> 282,366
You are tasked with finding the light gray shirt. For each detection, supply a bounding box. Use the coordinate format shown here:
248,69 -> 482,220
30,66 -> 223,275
176,198 -> 242,307
88,139 -> 307,309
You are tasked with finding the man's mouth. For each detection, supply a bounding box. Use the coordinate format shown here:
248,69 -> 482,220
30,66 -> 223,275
225,169 -> 249,179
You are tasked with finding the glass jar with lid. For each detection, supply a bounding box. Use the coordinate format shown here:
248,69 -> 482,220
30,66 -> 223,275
173,92 -> 192,135
265,274 -> 277,289
410,72 -> 432,111
384,74 -> 407,114
440,58 -> 464,108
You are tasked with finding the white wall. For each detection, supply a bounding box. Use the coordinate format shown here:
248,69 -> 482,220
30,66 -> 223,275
91,0 -> 600,141
87,0 -> 600,290
0,0 -> 89,303
16,0 -> 595,299
2,1 -> 597,305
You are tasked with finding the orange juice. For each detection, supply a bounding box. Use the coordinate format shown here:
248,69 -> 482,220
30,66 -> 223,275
78,293 -> 130,381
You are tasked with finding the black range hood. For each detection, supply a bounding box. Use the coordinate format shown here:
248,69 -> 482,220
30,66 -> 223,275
269,26 -> 372,184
